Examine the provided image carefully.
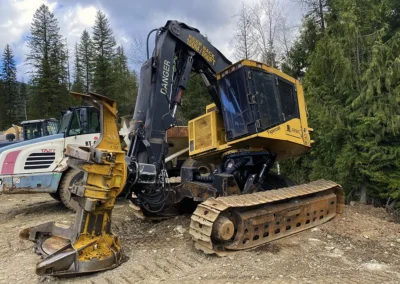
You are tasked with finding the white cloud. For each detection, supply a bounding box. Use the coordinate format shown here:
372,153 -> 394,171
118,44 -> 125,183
77,5 -> 97,27
0,0 -> 53,80
0,1 -> 115,81
59,4 -> 98,75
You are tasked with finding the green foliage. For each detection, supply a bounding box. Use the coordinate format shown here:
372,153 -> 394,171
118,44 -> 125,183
77,30 -> 94,93
69,12 -> 137,116
27,4 -> 71,119
282,0 -> 400,204
0,74 -> 4,130
92,11 -> 116,96
178,74 -> 212,125
110,46 -> 138,116
71,43 -> 84,93
18,80 -> 28,121
0,44 -> 19,129
281,16 -> 321,79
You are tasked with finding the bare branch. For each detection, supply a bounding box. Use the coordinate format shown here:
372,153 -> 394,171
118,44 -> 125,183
277,10 -> 297,60
128,35 -> 147,69
230,3 -> 259,60
292,0 -> 327,31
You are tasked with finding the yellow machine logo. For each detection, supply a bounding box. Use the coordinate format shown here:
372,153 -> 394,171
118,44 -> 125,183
187,34 -> 216,65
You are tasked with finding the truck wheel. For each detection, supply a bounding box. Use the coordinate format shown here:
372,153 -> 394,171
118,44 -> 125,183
48,192 -> 61,201
58,168 -> 83,211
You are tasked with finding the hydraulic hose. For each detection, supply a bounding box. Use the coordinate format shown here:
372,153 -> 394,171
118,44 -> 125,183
224,158 -> 249,175
146,28 -> 158,59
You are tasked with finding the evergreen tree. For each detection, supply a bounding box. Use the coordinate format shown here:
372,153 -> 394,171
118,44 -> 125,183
92,11 -> 116,96
19,79 -> 28,121
111,46 -> 138,115
0,44 -> 18,129
0,71 -> 4,130
71,43 -> 84,93
282,0 -> 400,206
27,4 -> 70,118
296,0 -> 328,31
281,16 -> 321,79
343,0 -> 400,203
78,30 -> 94,93
179,74 -> 212,125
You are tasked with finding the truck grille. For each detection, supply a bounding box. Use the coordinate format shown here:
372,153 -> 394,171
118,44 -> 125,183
24,153 -> 55,170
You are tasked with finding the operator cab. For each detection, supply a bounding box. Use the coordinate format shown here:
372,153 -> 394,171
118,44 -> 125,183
21,119 -> 59,140
58,106 -> 100,136
217,60 -> 300,142
189,59 -> 311,162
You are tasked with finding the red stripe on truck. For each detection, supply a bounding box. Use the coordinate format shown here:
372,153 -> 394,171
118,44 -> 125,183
1,150 -> 22,174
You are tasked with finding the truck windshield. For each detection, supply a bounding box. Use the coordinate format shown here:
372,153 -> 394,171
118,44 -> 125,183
47,121 -> 59,135
58,111 -> 72,134
24,122 -> 44,140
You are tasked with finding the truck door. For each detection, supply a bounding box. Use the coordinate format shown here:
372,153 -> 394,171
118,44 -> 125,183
64,107 -> 101,148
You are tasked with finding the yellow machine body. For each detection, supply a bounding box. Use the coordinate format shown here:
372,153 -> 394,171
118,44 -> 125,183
189,60 -> 312,164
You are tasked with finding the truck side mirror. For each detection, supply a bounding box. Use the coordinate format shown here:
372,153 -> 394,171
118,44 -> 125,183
6,133 -> 15,141
80,108 -> 89,134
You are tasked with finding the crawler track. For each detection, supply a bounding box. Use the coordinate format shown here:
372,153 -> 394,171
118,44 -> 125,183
190,180 -> 344,255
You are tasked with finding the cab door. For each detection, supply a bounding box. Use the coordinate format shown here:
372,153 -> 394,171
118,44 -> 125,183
64,108 -> 101,149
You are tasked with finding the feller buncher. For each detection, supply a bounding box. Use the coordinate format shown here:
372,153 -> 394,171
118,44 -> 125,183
21,20 -> 344,276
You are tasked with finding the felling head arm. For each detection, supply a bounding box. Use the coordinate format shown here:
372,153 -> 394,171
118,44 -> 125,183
20,91 -> 127,276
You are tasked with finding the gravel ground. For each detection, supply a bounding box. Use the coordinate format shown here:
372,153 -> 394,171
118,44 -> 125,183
0,194 -> 399,284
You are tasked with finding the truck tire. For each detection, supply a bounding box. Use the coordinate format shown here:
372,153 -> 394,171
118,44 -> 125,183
48,192 -> 61,201
58,168 -> 83,211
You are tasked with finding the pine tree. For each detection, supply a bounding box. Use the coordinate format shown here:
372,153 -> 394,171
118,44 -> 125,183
179,74 -> 212,125
296,0 -> 328,31
111,46 -> 138,115
19,79 -> 28,121
27,4 -> 70,118
78,30 -> 94,93
282,0 -> 400,206
71,43 -> 84,93
0,70 -> 5,130
0,44 -> 18,129
92,11 -> 116,96
281,16 -> 321,79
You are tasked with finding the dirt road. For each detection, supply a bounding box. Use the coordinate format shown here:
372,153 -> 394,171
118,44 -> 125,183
0,194 -> 399,284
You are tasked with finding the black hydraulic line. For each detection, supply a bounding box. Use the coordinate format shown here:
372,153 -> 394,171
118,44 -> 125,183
224,158 -> 249,175
141,201 -> 167,214
146,28 -> 158,59
140,192 -> 170,205
139,189 -> 172,213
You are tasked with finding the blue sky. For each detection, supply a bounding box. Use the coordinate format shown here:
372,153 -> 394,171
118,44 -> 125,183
0,0 -> 305,81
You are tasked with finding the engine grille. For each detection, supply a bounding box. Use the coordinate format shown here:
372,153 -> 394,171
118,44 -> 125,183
24,152 -> 55,170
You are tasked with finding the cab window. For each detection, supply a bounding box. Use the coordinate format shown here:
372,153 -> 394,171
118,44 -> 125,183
67,108 -> 100,136
68,112 -> 81,136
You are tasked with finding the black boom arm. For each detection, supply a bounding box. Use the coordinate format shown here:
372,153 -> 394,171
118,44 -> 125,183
126,20 -> 231,188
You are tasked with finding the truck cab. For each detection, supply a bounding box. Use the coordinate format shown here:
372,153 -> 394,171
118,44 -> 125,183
21,118 -> 59,140
0,119 -> 59,149
0,105 -> 100,210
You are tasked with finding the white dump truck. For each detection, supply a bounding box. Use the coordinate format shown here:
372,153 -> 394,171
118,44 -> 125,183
0,106 -> 100,210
